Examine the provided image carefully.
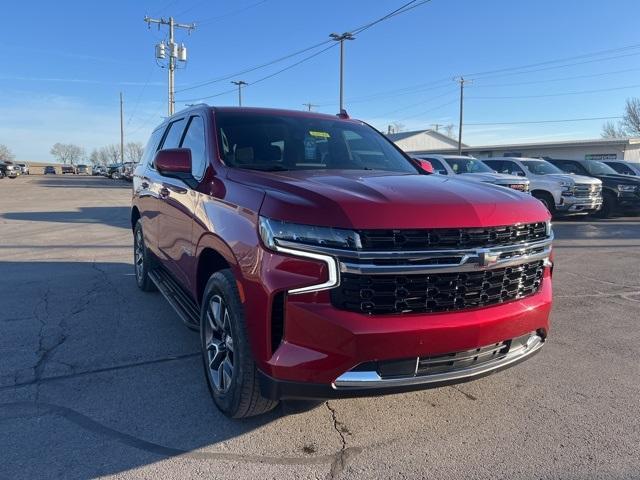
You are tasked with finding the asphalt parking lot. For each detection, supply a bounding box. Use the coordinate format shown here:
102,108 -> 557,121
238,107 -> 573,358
1,175 -> 639,479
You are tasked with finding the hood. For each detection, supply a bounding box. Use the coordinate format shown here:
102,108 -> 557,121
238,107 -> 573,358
456,172 -> 529,185
228,169 -> 549,230
543,173 -> 601,185
596,173 -> 640,184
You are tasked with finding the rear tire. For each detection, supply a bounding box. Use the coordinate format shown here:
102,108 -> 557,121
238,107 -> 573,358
595,191 -> 616,218
133,221 -> 157,292
200,269 -> 278,418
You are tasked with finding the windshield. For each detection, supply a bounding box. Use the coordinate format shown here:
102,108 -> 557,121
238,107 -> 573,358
584,161 -> 618,175
215,112 -> 416,173
443,157 -> 493,174
521,160 -> 564,175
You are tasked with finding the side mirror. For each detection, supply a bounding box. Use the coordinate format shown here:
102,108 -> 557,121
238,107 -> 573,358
412,157 -> 435,174
154,148 -> 196,186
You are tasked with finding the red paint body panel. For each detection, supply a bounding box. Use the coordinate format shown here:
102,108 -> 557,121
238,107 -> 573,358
132,105 -> 553,393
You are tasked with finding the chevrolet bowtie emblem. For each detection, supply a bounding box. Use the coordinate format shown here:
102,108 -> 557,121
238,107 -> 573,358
478,249 -> 500,267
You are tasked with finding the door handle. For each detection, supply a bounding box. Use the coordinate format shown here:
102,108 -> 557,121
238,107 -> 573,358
159,187 -> 170,198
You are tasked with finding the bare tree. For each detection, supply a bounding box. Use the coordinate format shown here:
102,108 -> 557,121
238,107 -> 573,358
602,97 -> 640,138
444,124 -> 455,139
50,143 -> 85,165
621,97 -> 640,136
125,142 -> 144,163
103,144 -> 121,165
601,121 -> 624,139
0,144 -> 15,162
390,122 -> 405,134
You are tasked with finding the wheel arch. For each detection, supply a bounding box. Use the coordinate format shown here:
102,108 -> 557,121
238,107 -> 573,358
130,206 -> 141,232
531,189 -> 555,209
195,234 -> 241,305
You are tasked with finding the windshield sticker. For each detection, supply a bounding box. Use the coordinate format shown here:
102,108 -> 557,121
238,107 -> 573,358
309,130 -> 330,138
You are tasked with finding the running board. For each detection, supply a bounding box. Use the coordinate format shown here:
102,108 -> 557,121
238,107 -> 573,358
148,268 -> 200,331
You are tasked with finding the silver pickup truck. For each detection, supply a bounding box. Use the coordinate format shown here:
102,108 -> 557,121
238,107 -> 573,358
483,157 -> 602,216
415,154 -> 530,193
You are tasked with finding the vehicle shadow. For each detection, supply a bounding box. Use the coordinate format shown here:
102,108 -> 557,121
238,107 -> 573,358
552,215 -> 640,241
2,206 -> 131,229
0,261 -> 328,479
36,176 -> 131,189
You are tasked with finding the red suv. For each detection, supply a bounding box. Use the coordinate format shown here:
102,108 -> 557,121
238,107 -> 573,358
131,106 -> 553,418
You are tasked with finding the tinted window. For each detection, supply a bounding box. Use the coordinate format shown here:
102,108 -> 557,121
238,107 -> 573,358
180,116 -> 207,179
553,161 -> 588,175
584,161 -> 617,175
140,127 -> 166,168
444,157 -> 494,174
520,160 -> 564,175
500,160 -> 525,176
161,118 -> 187,149
606,162 -> 634,175
215,113 -> 416,173
423,157 -> 448,175
483,160 -> 503,172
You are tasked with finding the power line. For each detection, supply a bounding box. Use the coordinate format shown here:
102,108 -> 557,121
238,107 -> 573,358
177,43 -> 337,102
465,116 -> 623,126
194,0 -> 268,25
468,83 -> 640,100
472,67 -> 640,89
394,98 -> 459,121
176,0 -> 434,95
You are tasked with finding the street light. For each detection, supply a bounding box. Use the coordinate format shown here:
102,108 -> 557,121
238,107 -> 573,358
329,32 -> 355,113
231,80 -> 248,106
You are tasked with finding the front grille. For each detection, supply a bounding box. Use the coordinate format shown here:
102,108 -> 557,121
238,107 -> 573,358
331,260 -> 544,315
574,184 -> 602,198
357,222 -> 547,251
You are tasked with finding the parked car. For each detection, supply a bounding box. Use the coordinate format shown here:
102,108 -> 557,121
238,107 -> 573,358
598,159 -> 640,176
0,161 -> 19,178
61,164 -> 76,174
122,162 -> 136,181
44,166 -> 57,175
16,163 -> 29,175
482,157 -> 602,216
546,158 -> 640,217
76,164 -> 89,175
107,163 -> 124,179
131,105 -> 553,418
414,154 -> 530,193
92,165 -> 106,176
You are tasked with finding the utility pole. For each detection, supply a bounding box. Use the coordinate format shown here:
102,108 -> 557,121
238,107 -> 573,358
431,123 -> 444,133
302,102 -> 319,112
119,92 -> 125,163
330,32 -> 355,112
231,80 -> 248,106
144,16 -> 196,115
455,77 -> 471,155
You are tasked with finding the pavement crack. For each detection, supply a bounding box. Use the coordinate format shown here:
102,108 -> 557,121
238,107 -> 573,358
450,385 -> 478,401
325,401 -> 357,480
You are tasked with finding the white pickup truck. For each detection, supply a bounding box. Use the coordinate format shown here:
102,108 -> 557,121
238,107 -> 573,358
415,154 -> 530,193
482,157 -> 602,215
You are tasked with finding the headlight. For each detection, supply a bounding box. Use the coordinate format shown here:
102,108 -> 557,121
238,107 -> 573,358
258,217 -> 350,295
560,182 -> 574,195
259,217 -> 361,251
618,184 -> 637,192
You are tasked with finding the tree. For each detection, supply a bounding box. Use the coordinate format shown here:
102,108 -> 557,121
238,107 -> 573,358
50,143 -> 85,165
444,124 -> 456,139
125,142 -> 144,163
601,97 -> 640,138
601,121 -> 625,139
102,144 -> 121,164
0,144 -> 15,162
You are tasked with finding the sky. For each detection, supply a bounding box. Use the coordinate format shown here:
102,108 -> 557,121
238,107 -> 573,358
3,0 -> 640,161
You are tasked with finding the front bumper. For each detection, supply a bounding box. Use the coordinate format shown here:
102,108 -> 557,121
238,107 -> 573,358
617,192 -> 640,211
556,194 -> 602,213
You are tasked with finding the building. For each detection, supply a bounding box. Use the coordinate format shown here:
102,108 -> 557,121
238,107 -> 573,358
403,137 -> 640,164
386,129 -> 464,152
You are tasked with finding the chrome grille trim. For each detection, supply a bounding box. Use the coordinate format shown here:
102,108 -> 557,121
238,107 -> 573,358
332,332 -> 543,389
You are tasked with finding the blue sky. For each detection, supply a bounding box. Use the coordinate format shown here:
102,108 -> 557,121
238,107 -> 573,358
3,0 -> 640,161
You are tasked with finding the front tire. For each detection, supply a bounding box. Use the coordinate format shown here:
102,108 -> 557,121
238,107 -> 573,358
133,221 -> 157,292
200,270 -> 278,418
595,191 -> 616,218
532,191 -> 555,215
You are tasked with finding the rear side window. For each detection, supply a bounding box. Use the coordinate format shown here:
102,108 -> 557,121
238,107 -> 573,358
555,161 -> 586,175
180,116 -> 207,180
608,162 -> 634,175
161,118 -> 187,149
483,160 -> 503,172
141,127 -> 166,168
